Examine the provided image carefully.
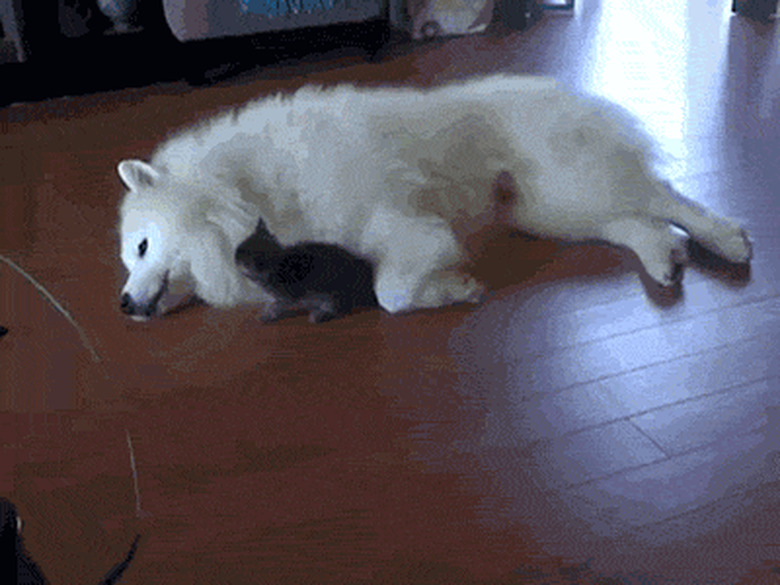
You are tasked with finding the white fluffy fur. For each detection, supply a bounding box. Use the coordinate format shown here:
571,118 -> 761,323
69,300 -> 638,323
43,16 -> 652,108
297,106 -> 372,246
118,75 -> 752,317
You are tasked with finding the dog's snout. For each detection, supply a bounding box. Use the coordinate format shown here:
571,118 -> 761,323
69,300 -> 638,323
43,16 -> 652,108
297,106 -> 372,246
120,287 -> 163,319
120,293 -> 134,314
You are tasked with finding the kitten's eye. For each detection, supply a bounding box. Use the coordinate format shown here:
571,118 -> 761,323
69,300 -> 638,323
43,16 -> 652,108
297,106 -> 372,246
138,238 -> 148,258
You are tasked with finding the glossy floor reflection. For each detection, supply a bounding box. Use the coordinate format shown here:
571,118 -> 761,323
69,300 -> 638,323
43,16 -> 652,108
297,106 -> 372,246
1,0 -> 779,583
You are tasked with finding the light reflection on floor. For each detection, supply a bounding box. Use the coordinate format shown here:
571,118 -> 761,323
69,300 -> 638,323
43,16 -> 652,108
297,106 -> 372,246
435,4 -> 780,573
581,1 -> 687,142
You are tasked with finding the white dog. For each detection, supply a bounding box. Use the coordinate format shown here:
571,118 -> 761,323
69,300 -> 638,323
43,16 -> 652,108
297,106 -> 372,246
117,75 -> 752,319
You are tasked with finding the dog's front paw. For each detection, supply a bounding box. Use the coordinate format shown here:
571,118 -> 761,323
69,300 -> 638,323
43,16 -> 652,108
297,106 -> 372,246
375,268 -> 418,313
376,288 -> 415,314
418,272 -> 487,308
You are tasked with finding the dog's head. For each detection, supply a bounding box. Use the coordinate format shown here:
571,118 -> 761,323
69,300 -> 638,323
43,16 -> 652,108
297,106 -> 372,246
117,160 -> 196,320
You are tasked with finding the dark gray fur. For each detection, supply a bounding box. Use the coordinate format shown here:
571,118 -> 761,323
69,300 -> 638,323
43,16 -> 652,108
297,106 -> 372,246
236,219 -> 378,323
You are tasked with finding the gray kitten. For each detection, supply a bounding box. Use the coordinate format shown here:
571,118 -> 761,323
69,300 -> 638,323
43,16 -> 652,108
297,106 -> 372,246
236,219 -> 378,323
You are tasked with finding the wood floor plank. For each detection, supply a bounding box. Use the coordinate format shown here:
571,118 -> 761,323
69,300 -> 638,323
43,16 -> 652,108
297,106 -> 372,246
520,333 -> 780,441
471,296 -> 780,398
526,419 -> 667,487
630,376 -> 780,457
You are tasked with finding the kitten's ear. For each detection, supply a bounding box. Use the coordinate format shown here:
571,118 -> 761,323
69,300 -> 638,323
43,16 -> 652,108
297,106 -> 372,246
117,160 -> 160,190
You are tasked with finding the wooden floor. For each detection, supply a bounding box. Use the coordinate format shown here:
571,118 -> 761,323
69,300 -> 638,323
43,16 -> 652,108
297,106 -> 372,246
1,1 -> 779,583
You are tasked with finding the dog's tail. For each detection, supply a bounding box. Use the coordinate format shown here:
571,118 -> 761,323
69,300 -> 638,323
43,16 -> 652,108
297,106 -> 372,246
98,534 -> 141,585
652,182 -> 752,264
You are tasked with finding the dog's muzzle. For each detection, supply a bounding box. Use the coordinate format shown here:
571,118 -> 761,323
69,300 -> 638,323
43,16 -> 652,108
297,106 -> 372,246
120,292 -> 160,318
120,275 -> 168,319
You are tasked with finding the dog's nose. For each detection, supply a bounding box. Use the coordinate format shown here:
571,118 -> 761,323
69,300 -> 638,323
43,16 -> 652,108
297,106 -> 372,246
120,293 -> 134,314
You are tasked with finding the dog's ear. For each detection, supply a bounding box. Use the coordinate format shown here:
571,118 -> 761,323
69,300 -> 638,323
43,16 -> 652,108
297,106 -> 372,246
118,160 -> 160,191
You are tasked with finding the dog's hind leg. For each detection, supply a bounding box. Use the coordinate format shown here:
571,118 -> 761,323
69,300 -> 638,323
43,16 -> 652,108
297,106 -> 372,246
650,184 -> 752,264
600,216 -> 690,287
363,210 -> 484,313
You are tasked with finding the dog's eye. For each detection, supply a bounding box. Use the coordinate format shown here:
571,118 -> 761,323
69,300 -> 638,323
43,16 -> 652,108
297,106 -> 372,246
138,238 -> 148,258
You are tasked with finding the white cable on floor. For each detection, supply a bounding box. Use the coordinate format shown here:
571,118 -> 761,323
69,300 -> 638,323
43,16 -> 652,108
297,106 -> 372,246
0,253 -> 107,374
